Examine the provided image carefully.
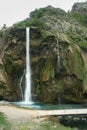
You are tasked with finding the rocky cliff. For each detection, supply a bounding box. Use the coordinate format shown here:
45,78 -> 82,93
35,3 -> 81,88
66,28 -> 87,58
0,1 -> 87,104
72,1 -> 87,14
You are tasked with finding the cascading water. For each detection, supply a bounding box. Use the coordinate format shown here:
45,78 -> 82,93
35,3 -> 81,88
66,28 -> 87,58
24,27 -> 32,104
57,55 -> 60,73
19,71 -> 24,100
57,39 -> 60,73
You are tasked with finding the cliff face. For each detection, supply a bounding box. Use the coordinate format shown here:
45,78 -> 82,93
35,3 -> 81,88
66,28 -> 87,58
30,27 -> 87,103
0,2 -> 87,103
72,1 -> 87,14
0,28 -> 26,101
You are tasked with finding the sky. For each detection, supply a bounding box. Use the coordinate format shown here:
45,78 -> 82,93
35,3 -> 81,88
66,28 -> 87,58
0,0 -> 86,27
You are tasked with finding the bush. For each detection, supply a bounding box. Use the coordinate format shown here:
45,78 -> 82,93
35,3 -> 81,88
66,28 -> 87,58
13,19 -> 30,28
30,9 -> 44,18
70,13 -> 87,26
29,18 -> 46,30
30,6 -> 66,19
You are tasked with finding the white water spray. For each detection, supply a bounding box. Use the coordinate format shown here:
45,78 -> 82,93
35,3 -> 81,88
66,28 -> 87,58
57,55 -> 60,73
57,39 -> 60,73
19,72 -> 24,100
24,27 -> 32,104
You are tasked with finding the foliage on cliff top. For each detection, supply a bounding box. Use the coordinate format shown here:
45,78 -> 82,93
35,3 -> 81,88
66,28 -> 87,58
70,1 -> 87,26
30,5 -> 66,18
12,2 -> 87,49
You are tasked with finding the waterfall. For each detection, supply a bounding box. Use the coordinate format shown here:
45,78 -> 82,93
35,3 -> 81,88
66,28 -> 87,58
57,39 -> 60,73
57,55 -> 60,73
58,96 -> 61,105
24,27 -> 32,104
19,72 -> 24,100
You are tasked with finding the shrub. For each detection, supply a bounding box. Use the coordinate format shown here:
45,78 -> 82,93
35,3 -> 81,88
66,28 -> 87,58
29,18 -> 46,30
13,19 -> 30,28
69,13 -> 87,26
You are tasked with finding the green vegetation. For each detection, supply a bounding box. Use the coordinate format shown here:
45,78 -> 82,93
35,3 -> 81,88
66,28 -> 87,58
29,18 -> 46,30
13,19 -> 30,28
36,121 -> 77,130
10,121 -> 77,130
13,18 -> 47,30
83,72 -> 87,90
77,40 -> 87,51
70,13 -> 87,26
13,18 -> 46,30
0,30 -> 3,38
0,112 -> 11,130
66,26 -> 87,50
30,6 -> 66,18
3,53 -> 23,79
72,47 -> 84,79
30,8 -> 44,18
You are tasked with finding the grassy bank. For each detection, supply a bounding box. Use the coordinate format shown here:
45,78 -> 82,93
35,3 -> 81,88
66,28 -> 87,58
11,121 -> 77,130
0,112 -> 11,130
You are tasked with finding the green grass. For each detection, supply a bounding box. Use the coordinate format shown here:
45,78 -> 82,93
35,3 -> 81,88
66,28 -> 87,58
0,112 -> 11,130
12,121 -> 77,130
38,121 -> 77,130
